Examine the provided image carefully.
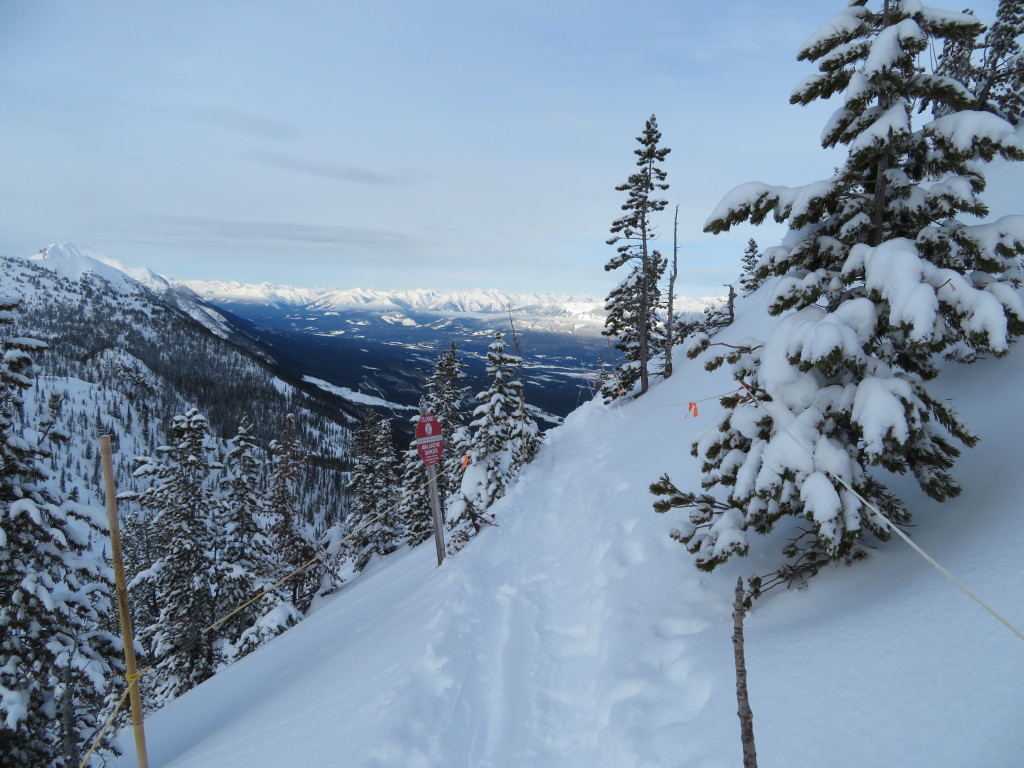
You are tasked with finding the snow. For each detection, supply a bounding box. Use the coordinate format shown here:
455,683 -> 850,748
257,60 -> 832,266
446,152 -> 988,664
109,278 -> 1024,767
302,376 -> 419,411
926,111 -> 1024,154
28,243 -> 162,295
797,5 -> 869,59
185,281 -> 604,318
848,99 -> 912,159
863,20 -> 923,77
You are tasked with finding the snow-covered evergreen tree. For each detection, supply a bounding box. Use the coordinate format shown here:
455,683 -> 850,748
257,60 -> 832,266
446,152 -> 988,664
132,408 -> 220,705
603,114 -> 671,398
0,297 -> 122,766
508,391 -> 541,473
424,342 -> 470,502
654,0 -> 1024,591
266,413 -> 321,613
448,333 -> 524,549
217,415 -> 283,659
936,0 -> 1024,125
346,411 -> 402,571
738,238 -> 762,295
396,414 -> 434,547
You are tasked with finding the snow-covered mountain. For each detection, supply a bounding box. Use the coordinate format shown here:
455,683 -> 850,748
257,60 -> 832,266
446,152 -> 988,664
184,279 -> 720,332
1,246 -> 358,508
32,242 -> 172,292
106,283 -> 1024,768
29,243 -> 251,345
183,280 -> 609,327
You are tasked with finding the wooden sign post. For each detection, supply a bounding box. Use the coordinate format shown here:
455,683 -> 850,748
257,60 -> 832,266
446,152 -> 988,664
99,435 -> 149,768
416,412 -> 445,566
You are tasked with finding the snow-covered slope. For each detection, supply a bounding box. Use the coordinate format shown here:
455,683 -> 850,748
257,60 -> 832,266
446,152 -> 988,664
30,242 -> 170,294
26,243 -> 246,341
110,286 -> 1024,768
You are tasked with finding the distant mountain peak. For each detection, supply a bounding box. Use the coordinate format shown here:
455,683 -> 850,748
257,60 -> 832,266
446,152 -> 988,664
31,242 -> 171,293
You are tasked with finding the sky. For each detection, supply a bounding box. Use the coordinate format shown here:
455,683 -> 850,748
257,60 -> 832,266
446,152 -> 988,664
0,0 -> 1011,298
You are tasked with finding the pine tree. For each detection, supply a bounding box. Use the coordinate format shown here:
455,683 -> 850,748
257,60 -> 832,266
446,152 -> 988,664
0,298 -> 122,766
346,411 -> 402,571
503,324 -> 542,471
132,408 -> 220,705
654,1 -> 1024,592
936,0 -> 1024,125
266,413 -> 320,613
424,342 -> 470,502
217,415 -> 283,659
738,238 -> 761,295
396,414 -> 434,547
448,333 -> 523,549
604,114 -> 671,398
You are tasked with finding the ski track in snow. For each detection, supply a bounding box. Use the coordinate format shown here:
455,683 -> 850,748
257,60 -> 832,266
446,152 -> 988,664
349,407 -> 725,768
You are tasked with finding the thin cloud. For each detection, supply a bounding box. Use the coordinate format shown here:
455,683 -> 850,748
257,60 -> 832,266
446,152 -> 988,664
192,107 -> 297,139
136,216 -> 428,250
248,149 -> 403,185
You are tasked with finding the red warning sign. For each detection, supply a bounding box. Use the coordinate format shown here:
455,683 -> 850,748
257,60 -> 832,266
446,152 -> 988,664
415,413 -> 444,467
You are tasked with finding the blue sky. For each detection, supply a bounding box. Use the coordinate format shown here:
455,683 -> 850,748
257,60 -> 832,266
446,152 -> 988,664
1,0 -> 1009,298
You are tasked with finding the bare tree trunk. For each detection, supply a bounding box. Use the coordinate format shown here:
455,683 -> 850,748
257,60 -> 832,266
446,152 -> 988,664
638,212 -> 651,395
733,577 -> 758,768
664,204 -> 679,378
871,0 -> 893,247
62,661 -> 80,768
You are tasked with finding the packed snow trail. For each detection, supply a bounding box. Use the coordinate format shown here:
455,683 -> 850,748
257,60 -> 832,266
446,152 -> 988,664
112,292 -> 1024,767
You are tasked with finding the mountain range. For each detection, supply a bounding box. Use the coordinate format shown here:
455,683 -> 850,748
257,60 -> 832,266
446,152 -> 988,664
19,245 -> 722,429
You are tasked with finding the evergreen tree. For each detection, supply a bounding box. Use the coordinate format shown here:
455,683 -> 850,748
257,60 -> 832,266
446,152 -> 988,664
604,114 -> 671,398
266,413 -> 320,613
448,333 -> 523,549
738,238 -> 762,295
654,0 -> 1024,592
396,414 -> 434,547
503,325 -> 542,471
0,298 -> 122,766
508,389 -> 541,473
218,415 -> 281,659
936,0 -> 1024,125
423,342 -> 471,502
346,411 -> 402,571
132,408 -> 220,705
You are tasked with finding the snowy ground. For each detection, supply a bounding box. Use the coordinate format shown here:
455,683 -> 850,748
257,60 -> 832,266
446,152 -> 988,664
111,292 -> 1024,767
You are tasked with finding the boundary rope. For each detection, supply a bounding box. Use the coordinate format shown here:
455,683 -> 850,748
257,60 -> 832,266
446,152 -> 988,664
80,457 -> 466,768
736,387 -> 1024,642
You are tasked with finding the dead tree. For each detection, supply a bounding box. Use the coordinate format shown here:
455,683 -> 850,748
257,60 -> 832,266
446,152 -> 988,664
733,577 -> 758,768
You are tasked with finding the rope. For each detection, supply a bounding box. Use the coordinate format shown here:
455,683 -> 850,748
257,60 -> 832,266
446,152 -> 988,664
82,456 -> 469,766
738,389 -> 1024,642
78,667 -> 149,768
654,386 -> 745,409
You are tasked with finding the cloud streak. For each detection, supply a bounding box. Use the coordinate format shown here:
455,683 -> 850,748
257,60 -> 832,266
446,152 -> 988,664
133,216 -> 428,250
248,150 -> 404,185
192,107 -> 297,139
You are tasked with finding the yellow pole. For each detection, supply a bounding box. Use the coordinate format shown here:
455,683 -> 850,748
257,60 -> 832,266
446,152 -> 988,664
99,435 -> 149,768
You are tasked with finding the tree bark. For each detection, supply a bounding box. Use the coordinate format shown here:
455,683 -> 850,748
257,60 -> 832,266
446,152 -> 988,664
638,208 -> 651,395
733,577 -> 758,768
664,205 -> 679,378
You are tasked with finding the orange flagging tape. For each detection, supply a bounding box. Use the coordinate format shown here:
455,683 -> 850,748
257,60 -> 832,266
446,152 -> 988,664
687,402 -> 699,418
